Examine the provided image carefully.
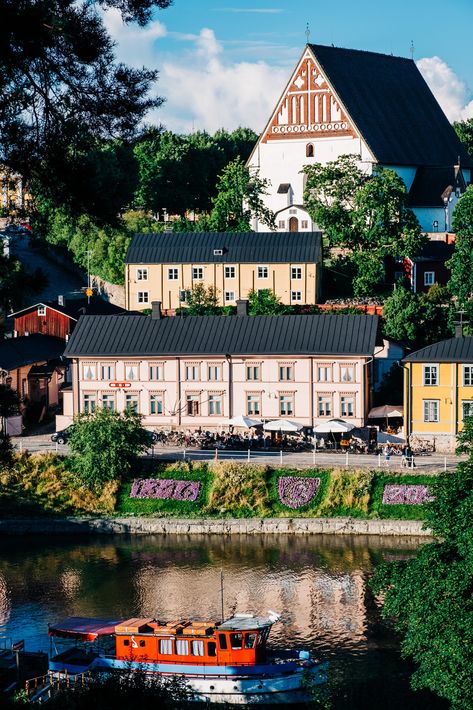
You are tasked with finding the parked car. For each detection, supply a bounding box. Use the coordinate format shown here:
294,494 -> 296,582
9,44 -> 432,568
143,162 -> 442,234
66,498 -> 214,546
51,425 -> 75,444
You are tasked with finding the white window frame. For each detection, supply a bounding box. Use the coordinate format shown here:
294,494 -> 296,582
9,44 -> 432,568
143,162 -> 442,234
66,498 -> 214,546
208,365 -> 221,381
168,267 -> 179,280
318,396 -> 332,417
125,363 -> 139,381
83,363 -> 97,381
149,363 -> 164,381
224,266 -> 236,279
279,394 -> 294,417
291,291 -> 302,302
340,366 -> 354,383
424,271 -> 435,286
125,393 -> 139,413
291,266 -> 302,280
317,365 -> 332,382
301,220 -> 308,229
279,365 -> 294,381
137,291 -> 149,304
101,393 -> 115,411
150,393 -> 164,415
257,266 -> 268,279
192,266 -> 204,280
340,396 -> 355,417
423,399 -> 439,422
462,400 -> 473,419
224,291 -> 235,303
37,305 -> 46,316
185,363 -> 200,381
186,394 -> 200,416
83,393 -> 96,414
247,393 -> 261,416
423,364 -> 438,386
278,220 -> 285,228
208,394 -> 222,416
100,363 -> 115,380
137,268 -> 148,281
246,364 -> 261,381
463,365 -> 473,387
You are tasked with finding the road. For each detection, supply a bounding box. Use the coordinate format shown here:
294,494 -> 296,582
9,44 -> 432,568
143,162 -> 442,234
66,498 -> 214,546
12,435 -> 462,473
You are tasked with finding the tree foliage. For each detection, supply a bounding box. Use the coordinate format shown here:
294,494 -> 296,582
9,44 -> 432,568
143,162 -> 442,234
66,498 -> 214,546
383,283 -> 453,347
453,118 -> 473,158
303,155 -> 426,296
248,289 -> 287,316
179,284 -> 220,316
69,408 -> 152,489
372,421 -> 473,709
448,185 -> 473,306
0,0 -> 172,216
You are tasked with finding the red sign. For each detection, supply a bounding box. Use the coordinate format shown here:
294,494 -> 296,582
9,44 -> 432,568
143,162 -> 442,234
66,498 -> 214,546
109,382 -> 132,389
12,640 -> 24,652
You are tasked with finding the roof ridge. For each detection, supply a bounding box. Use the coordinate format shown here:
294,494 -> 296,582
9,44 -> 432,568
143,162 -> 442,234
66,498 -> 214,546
309,43 -> 413,63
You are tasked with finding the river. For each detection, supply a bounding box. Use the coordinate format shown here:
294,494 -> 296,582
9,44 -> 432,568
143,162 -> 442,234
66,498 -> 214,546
0,533 -> 446,709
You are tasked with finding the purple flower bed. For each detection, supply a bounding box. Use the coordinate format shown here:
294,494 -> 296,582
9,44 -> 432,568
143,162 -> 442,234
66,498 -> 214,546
382,484 -> 434,506
131,478 -> 201,502
278,476 -> 321,509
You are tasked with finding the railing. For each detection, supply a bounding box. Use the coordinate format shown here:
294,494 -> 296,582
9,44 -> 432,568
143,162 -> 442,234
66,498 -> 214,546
25,669 -> 92,702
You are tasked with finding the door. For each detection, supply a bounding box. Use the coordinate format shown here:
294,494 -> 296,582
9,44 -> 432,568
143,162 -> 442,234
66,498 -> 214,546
289,216 -> 299,232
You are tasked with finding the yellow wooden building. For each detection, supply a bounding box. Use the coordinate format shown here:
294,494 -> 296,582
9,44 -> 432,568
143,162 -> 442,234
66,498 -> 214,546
125,231 -> 322,312
403,334 -> 473,451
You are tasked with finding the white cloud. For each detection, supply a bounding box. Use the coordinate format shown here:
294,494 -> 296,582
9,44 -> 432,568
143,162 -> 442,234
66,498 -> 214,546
102,8 -> 167,68
417,56 -> 473,122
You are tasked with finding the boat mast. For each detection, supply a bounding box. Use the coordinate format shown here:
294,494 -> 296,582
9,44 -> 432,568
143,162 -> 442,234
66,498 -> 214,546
220,569 -> 224,622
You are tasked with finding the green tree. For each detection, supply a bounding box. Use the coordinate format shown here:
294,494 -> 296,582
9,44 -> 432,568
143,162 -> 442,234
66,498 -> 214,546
69,408 -> 151,489
418,284 -> 454,344
209,157 -> 275,231
180,284 -> 220,316
372,420 -> 473,709
454,118 -> 473,158
382,284 -> 423,343
248,289 -> 287,316
448,185 -> 473,305
303,155 -> 425,296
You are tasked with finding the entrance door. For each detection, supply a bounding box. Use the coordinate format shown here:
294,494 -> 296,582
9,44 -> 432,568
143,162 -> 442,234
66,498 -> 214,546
289,216 -> 299,232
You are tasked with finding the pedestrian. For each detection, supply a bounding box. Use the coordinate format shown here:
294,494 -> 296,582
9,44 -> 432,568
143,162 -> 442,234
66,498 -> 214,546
383,444 -> 391,465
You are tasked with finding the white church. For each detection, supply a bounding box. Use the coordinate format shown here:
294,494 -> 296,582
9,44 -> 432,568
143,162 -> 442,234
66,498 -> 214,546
247,44 -> 472,234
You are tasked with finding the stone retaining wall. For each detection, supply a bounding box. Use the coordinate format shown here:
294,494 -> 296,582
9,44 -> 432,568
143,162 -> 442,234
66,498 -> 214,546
0,517 -> 431,536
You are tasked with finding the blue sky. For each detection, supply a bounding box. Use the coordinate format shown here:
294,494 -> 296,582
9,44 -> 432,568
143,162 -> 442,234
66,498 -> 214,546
103,0 -> 473,133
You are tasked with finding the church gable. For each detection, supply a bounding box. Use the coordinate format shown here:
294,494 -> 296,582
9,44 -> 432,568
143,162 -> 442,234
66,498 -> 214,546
262,48 -> 356,143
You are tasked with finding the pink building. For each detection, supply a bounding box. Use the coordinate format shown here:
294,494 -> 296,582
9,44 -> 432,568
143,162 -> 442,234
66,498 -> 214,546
61,309 -> 380,432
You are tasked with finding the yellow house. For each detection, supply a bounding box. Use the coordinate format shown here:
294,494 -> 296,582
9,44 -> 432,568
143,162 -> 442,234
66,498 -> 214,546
0,166 -> 31,214
125,231 -> 322,312
403,334 -> 473,451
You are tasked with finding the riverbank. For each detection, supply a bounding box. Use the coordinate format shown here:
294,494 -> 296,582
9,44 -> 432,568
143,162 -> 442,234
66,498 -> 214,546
0,516 -> 432,536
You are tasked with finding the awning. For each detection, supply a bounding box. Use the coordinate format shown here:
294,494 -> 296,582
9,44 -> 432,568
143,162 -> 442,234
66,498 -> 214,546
48,617 -> 123,641
368,406 -> 403,419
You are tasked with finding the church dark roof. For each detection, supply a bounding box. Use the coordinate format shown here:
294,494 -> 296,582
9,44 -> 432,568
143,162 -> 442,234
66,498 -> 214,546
408,166 -> 466,207
309,44 -> 472,168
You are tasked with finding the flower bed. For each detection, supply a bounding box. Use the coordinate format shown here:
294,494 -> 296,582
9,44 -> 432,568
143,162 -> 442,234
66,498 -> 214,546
278,476 -> 321,509
131,478 -> 201,502
382,484 -> 434,506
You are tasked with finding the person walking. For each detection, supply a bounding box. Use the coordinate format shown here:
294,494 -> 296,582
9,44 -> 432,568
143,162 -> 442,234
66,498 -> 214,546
383,444 -> 391,466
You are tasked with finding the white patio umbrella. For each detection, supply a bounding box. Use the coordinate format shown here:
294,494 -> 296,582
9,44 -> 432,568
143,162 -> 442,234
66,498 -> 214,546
263,419 -> 304,432
313,419 -> 355,434
228,415 -> 263,428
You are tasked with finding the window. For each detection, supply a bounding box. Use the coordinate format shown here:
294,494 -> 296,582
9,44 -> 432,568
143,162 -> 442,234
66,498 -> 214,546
191,640 -> 205,656
257,266 -> 268,279
176,640 -> 188,656
192,266 -> 204,280
83,363 -> 96,381
247,394 -> 261,416
279,365 -> 294,381
101,394 -> 115,411
168,267 -> 179,280
125,393 -> 138,413
245,633 -> 256,649
37,305 -> 46,316
301,220 -> 308,229
150,394 -> 163,415
207,641 -> 217,657
424,271 -> 435,286
123,639 -> 130,647
137,291 -> 149,304
208,365 -> 221,381
185,364 -> 199,381
278,220 -> 285,228
186,395 -> 199,416
159,639 -> 173,655
279,394 -> 294,416
137,268 -> 148,281
423,365 -> 438,386
149,364 -> 164,381
291,267 -> 302,280
125,363 -> 139,380
246,365 -> 260,381
230,633 -> 243,649
83,394 -> 96,414
318,396 -> 332,417
291,291 -> 302,302
306,143 -> 314,157
341,396 -> 355,417
224,266 -> 235,279
423,399 -> 439,422
208,394 -> 222,416
340,366 -> 354,382
224,291 -> 235,302
463,365 -> 473,386
139,639 -> 146,648
100,364 -> 115,380
462,401 -> 473,419
317,366 -> 332,382
218,634 -> 227,650
179,290 -> 189,303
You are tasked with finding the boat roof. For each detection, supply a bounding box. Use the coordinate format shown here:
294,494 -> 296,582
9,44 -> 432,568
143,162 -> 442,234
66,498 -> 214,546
49,617 -> 123,641
219,615 -> 273,631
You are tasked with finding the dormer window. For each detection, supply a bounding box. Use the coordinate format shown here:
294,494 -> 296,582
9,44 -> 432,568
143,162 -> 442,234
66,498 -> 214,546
306,144 -> 314,157
213,249 -> 223,256
37,305 -> 46,316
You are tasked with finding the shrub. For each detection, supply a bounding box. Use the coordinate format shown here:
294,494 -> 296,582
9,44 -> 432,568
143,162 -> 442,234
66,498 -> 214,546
205,462 -> 270,516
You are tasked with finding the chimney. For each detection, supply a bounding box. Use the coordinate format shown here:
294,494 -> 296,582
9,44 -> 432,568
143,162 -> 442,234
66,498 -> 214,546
236,299 -> 249,316
455,323 -> 463,338
151,301 -> 162,319
58,295 -> 65,307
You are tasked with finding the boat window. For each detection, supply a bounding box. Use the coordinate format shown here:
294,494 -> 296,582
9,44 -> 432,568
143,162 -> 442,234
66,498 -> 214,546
207,641 -> 217,657
159,639 -> 173,655
123,639 -> 130,647
230,633 -> 243,649
257,628 -> 270,645
176,639 -> 189,656
191,640 -> 205,656
244,633 -> 257,649
139,640 -> 146,648
218,633 -> 228,650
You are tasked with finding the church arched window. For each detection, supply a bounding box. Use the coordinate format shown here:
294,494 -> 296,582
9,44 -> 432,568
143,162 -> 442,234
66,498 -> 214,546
306,143 -> 314,158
